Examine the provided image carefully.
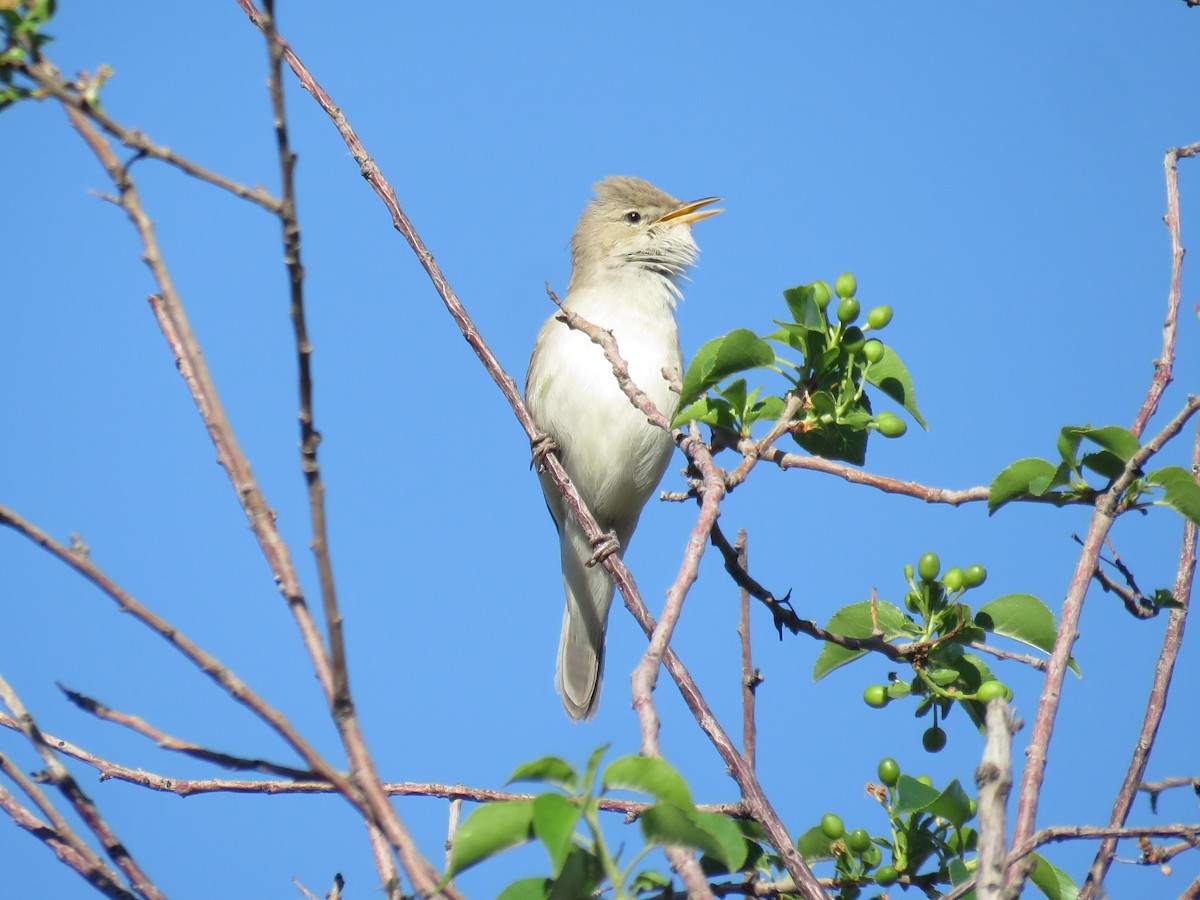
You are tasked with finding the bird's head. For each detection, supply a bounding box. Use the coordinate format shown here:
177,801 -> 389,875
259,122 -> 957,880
569,176 -> 722,288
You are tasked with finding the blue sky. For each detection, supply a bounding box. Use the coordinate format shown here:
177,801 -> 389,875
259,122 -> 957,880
3,2 -> 1199,897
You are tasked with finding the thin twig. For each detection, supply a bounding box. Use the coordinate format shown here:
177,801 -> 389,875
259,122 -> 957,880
57,685 -> 316,780
736,529 -> 759,771
0,506 -> 394,859
1130,142 -> 1200,438
0,751 -> 127,893
0,673 -> 165,899
0,780 -> 131,898
945,824 -> 1200,900
1010,398 -> 1200,887
1,711 -> 748,813
1008,141 -> 1200,891
12,60 -> 283,213
1082,416 -> 1199,895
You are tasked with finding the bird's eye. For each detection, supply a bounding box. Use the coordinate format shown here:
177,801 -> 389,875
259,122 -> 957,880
623,210 -> 642,224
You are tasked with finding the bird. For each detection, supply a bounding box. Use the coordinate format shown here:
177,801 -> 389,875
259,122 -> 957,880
525,176 -> 721,720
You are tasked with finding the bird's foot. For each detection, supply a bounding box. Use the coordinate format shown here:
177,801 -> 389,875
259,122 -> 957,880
586,531 -> 621,567
529,432 -> 558,471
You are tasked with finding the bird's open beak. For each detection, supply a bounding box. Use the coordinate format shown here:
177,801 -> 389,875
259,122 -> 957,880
657,196 -> 723,226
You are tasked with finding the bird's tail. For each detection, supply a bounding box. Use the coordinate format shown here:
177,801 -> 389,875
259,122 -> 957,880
555,520 -> 616,720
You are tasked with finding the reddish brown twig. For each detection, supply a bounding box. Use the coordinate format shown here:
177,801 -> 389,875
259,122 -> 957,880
1082,417 -> 1199,895
0,673 -> 165,899
0,779 -> 131,899
11,60 -> 282,213
55,686 -> 316,780
736,529 -> 760,771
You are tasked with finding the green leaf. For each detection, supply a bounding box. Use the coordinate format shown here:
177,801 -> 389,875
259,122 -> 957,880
894,775 -> 940,813
1074,425 -> 1140,462
1080,450 -> 1125,480
988,458 -> 1059,513
863,344 -> 926,429
582,744 -> 610,789
895,776 -> 973,827
792,397 -> 872,465
690,810 -> 749,873
715,377 -> 748,412
508,756 -> 577,792
1028,852 -> 1079,900
746,393 -> 786,426
532,793 -> 580,876
549,845 -> 602,900
678,329 -> 775,408
640,804 -> 745,872
672,396 -> 737,431
975,594 -> 1080,677
1151,588 -> 1184,611
1146,466 -> 1200,525
629,869 -> 672,892
795,825 -> 837,862
974,594 -> 1055,655
498,878 -> 552,900
812,600 -> 912,681
601,756 -> 693,808
943,652 -> 996,731
445,800 -> 535,879
781,285 -> 828,332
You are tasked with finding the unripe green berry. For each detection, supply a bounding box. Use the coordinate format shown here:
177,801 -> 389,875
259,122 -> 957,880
866,305 -> 893,330
812,280 -> 833,309
964,564 -> 988,587
836,297 -> 861,325
875,411 -> 907,438
877,757 -> 900,787
835,272 -> 858,299
862,339 -> 885,364
846,828 -> 872,854
922,726 -> 947,753
942,567 -> 965,592
820,812 -> 845,840
863,684 -> 889,708
976,680 -> 1011,703
842,325 -> 865,353
917,552 -> 940,582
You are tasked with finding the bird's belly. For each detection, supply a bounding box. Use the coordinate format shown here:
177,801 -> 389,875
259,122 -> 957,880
542,330 -> 679,531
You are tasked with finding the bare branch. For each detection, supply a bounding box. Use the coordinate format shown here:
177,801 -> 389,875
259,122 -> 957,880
12,60 -> 282,212
736,529 -> 760,771
1082,415 -> 1199,895
55,686 -> 316,780
0,673 -> 165,899
0,780 -> 131,898
1009,144 -> 1200,891
1130,141 -> 1200,438
974,701 -> 1016,898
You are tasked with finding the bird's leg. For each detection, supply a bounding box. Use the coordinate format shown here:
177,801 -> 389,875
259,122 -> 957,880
586,531 -> 621,567
529,432 -> 558,472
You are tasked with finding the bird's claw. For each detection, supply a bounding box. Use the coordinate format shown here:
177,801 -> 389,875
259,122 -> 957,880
586,532 -> 620,567
530,432 -> 558,472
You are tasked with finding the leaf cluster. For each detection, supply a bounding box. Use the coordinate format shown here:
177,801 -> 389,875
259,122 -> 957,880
0,0 -> 54,110
673,275 -> 924,465
814,553 -> 1074,743
797,759 -> 1077,899
443,748 -> 754,899
989,424 -> 1200,527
